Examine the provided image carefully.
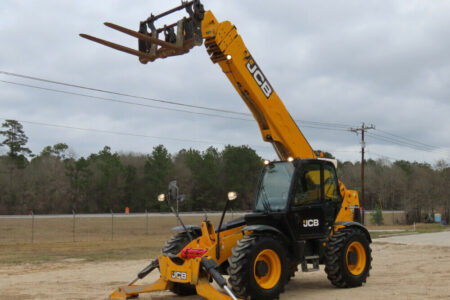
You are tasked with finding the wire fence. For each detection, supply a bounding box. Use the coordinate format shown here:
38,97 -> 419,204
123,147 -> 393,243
0,210 -> 244,245
0,210 -> 410,245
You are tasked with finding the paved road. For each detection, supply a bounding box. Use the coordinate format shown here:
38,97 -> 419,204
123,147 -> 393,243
377,230 -> 450,246
0,212 -> 248,219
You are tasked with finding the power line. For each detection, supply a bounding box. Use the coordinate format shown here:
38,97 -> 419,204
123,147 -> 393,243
375,128 -> 439,150
0,116 -> 362,162
367,132 -> 430,151
5,78 -> 446,154
0,70 -> 354,129
366,132 -> 449,156
0,71 -> 248,116
330,150 -> 361,153
377,129 -> 439,150
0,79 -> 351,133
0,117 -> 272,150
2,71 -> 447,156
0,80 -> 254,122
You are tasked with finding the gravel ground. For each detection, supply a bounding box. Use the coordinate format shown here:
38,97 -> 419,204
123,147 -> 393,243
2,232 -> 450,299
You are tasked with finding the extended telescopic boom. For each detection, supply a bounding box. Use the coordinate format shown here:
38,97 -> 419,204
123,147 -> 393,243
80,0 -> 315,160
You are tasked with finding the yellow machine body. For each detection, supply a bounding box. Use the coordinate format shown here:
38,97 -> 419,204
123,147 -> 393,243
110,220 -> 245,300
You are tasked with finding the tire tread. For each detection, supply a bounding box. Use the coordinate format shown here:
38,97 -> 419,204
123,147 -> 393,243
324,227 -> 372,288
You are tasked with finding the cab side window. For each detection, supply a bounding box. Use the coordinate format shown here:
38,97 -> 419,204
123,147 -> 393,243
323,164 -> 339,202
294,164 -> 321,206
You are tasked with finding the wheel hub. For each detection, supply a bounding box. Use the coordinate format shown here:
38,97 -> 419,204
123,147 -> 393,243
255,260 -> 269,277
345,241 -> 367,275
253,249 -> 282,289
347,251 -> 358,265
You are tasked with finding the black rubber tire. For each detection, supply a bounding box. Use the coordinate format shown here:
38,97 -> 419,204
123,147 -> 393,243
287,263 -> 298,282
162,231 -> 200,296
228,234 -> 288,300
325,227 -> 372,288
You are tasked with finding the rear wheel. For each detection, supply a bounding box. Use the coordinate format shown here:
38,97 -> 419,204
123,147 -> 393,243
287,263 -> 298,282
228,234 -> 287,300
325,227 -> 372,288
162,231 -> 200,296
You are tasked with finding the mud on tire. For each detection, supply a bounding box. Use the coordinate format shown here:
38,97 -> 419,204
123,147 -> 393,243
228,234 -> 288,300
325,227 -> 372,288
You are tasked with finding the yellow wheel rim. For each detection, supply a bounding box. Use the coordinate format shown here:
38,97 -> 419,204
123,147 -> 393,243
253,249 -> 281,289
346,241 -> 366,276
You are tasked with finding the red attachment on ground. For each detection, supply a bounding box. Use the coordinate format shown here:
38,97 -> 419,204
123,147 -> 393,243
181,248 -> 208,259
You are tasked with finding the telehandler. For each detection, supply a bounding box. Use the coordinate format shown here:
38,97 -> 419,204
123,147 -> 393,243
81,1 -> 372,299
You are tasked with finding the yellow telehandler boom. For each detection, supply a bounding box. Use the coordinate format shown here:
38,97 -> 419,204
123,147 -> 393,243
201,11 -> 316,161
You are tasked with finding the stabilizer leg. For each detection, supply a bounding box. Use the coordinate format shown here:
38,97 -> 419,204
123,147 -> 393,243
109,277 -> 169,300
195,277 -> 238,300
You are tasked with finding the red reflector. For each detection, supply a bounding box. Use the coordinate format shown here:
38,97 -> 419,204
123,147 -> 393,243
181,248 -> 208,259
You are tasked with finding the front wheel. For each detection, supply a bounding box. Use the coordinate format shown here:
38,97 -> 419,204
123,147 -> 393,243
228,234 -> 287,300
325,227 -> 372,287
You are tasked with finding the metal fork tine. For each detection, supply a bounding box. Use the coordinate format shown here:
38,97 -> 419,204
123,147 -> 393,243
104,22 -> 182,51
80,0 -> 203,63
79,34 -> 155,62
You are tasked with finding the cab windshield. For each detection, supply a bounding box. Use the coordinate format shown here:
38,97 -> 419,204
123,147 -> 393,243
255,162 -> 294,211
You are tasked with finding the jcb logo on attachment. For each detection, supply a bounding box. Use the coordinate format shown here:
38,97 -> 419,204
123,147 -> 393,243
171,271 -> 187,280
303,219 -> 319,227
246,56 -> 273,98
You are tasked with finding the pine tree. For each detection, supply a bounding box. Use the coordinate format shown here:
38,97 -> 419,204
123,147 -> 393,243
0,120 -> 33,167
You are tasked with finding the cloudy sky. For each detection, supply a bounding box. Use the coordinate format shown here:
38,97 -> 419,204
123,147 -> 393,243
1,0 -> 449,164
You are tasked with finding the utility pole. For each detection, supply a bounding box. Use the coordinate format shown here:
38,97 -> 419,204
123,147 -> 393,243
350,123 -> 375,212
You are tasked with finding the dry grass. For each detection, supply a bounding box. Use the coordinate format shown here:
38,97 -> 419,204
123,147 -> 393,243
1,214 -> 446,265
0,214 -> 239,264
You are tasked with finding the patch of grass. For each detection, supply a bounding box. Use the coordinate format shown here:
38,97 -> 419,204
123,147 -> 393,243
2,215 -> 446,264
413,222 -> 448,233
0,235 -> 171,264
0,214 -> 241,265
369,223 -> 448,239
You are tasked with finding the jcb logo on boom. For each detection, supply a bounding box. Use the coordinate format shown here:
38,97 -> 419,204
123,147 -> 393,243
303,219 -> 319,227
246,57 -> 273,99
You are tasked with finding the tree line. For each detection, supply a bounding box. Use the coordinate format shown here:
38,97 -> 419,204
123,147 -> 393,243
0,120 -> 448,223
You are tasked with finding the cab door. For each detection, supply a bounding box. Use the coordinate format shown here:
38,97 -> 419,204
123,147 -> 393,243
322,163 -> 341,226
289,162 -> 326,239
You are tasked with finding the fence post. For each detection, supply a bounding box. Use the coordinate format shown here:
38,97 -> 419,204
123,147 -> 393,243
72,210 -> 76,242
31,210 -> 34,244
146,209 -> 149,236
231,208 -> 234,220
111,209 -> 114,240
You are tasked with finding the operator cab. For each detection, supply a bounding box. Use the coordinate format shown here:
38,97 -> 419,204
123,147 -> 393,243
251,159 -> 342,239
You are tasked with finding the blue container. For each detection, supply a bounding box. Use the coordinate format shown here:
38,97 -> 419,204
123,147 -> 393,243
434,213 -> 442,223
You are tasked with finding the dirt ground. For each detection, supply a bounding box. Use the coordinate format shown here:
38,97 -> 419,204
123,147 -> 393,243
2,234 -> 450,300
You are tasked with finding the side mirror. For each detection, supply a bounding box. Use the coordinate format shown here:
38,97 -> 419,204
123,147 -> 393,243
168,180 -> 178,202
227,191 -> 238,201
157,194 -> 165,202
